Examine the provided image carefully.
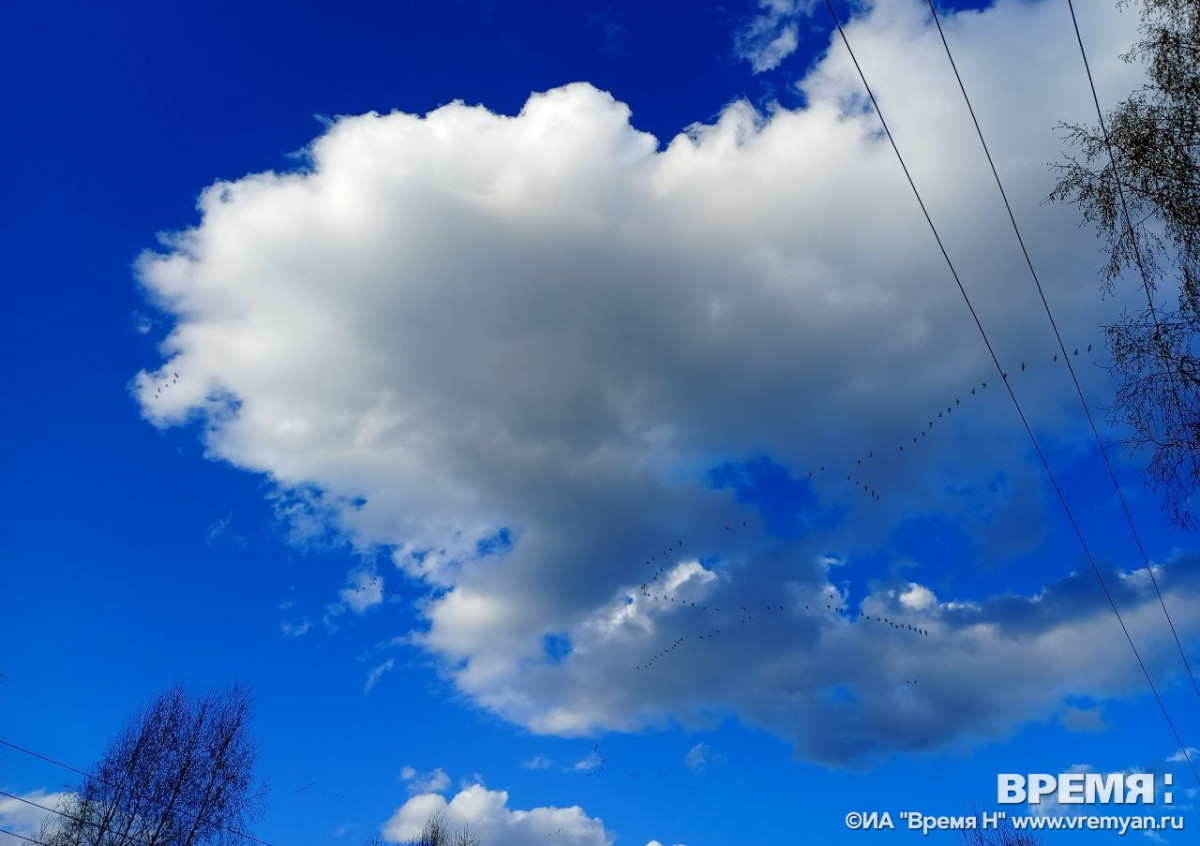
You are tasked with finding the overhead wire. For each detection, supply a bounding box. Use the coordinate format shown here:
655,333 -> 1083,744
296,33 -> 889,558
820,0 -> 1199,785
0,828 -> 48,846
0,790 -> 152,846
0,738 -> 280,846
921,0 -> 1200,705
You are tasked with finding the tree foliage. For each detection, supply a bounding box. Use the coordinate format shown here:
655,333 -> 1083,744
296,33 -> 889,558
1050,0 -> 1200,527
41,683 -> 266,846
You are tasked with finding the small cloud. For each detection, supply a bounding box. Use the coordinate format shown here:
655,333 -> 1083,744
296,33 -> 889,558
735,0 -> 815,73
400,766 -> 451,795
322,602 -> 347,634
364,659 -> 395,693
281,618 -> 312,638
207,512 -> 246,548
571,752 -> 602,772
521,755 -> 554,770
339,570 -> 384,614
683,742 -> 725,773
132,311 -> 155,335
588,8 -> 625,59
899,583 -> 936,611
1168,747 -> 1199,763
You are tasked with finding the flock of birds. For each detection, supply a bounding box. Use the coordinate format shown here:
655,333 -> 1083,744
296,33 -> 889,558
583,743 -> 607,778
804,344 -> 1097,502
151,371 -> 179,399
144,343 -> 1102,690
630,532 -> 931,676
351,575 -> 382,594
622,346 -> 1102,678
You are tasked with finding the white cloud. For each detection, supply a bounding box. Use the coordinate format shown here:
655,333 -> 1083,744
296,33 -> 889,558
381,783 -> 612,846
281,617 -> 312,637
338,570 -> 384,615
400,766 -> 451,796
898,583 -> 936,612
1168,748 -> 1198,764
0,790 -> 73,839
520,755 -> 554,770
206,511 -> 246,547
735,0 -> 816,72
364,658 -> 395,693
129,0 -> 1200,766
683,742 -> 725,773
571,751 -> 603,773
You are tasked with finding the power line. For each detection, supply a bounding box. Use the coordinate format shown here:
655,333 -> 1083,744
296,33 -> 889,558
0,828 -> 49,846
0,739 -> 280,846
820,0 -> 1199,785
0,790 -> 152,846
921,0 -> 1200,705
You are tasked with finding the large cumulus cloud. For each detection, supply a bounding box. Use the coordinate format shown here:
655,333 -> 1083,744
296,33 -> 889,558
131,0 -> 1200,766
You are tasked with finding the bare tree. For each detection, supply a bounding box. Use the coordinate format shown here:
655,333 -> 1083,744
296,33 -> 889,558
40,683 -> 267,846
378,809 -> 478,846
954,800 -> 1043,846
959,822 -> 1042,846
1050,0 -> 1200,527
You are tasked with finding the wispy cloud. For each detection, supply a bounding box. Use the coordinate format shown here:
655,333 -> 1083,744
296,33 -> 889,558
206,511 -> 245,548
1168,747 -> 1199,764
400,766 -> 451,795
364,658 -> 395,693
735,0 -> 816,72
683,742 -> 725,773
280,618 -> 312,638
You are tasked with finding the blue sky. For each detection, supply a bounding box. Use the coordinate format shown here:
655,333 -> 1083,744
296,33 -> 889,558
3,0 -> 1200,844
